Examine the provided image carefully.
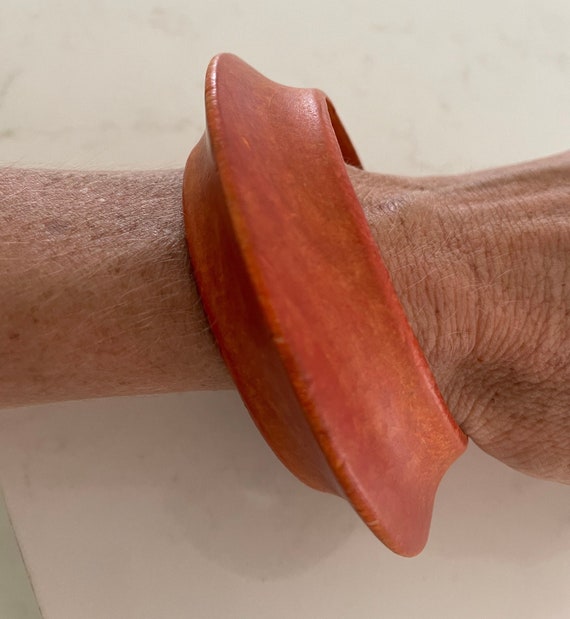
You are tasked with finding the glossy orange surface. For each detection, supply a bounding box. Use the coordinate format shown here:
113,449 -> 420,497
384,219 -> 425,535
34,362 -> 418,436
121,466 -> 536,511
183,53 -> 467,556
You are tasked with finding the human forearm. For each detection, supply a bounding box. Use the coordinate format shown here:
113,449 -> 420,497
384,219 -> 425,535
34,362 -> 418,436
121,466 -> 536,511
0,167 -> 233,408
1,156 -> 568,482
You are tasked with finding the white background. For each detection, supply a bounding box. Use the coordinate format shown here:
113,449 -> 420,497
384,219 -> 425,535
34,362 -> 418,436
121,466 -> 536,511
0,1 -> 569,618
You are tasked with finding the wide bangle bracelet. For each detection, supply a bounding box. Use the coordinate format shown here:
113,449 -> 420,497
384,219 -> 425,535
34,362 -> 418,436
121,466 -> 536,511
182,53 -> 467,557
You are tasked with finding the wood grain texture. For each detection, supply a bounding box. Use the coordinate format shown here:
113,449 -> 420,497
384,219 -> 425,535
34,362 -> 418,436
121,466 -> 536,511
183,54 -> 467,556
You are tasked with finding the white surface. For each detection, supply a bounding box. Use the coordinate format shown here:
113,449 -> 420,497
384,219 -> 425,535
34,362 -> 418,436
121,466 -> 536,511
1,394 -> 569,619
1,1 -> 569,618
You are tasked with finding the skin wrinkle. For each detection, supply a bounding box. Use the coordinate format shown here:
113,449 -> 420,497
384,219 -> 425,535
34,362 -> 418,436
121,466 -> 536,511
1,157 -> 569,483
349,153 -> 569,483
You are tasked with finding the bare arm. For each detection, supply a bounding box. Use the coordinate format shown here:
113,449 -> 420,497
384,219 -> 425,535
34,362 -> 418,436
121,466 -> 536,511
1,155 -> 569,482
0,168 -> 234,408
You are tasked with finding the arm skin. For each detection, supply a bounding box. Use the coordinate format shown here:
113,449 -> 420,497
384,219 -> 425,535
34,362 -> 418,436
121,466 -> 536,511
0,153 -> 569,482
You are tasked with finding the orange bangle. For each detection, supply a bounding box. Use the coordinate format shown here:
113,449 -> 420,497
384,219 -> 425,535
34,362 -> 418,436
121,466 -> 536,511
183,53 -> 467,557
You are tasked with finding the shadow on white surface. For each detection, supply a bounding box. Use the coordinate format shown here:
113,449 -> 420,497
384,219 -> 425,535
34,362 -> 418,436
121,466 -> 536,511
0,391 -> 567,572
431,441 -> 570,564
423,445 -> 570,619
0,391 -> 568,619
0,392 -> 357,581
156,392 -> 358,578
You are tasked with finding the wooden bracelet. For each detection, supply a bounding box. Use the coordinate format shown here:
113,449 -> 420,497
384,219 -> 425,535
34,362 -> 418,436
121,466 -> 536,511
183,53 -> 467,556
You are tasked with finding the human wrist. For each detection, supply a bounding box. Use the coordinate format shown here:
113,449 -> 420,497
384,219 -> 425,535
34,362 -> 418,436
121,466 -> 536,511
346,165 -> 476,396
348,156 -> 570,482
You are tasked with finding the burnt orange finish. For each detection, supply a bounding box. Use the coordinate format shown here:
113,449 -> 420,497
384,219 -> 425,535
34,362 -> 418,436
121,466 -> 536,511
183,54 -> 467,556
